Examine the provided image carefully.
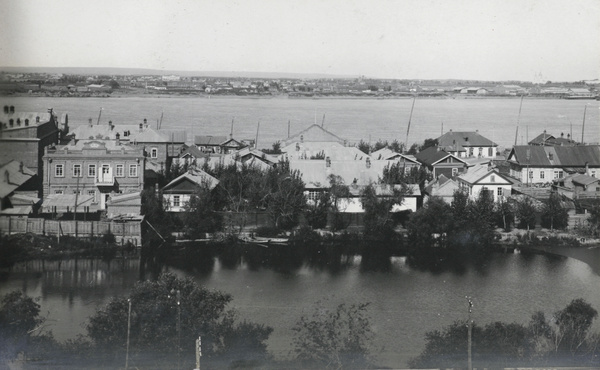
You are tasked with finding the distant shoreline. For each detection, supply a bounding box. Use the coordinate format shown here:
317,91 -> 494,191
3,91 -> 592,100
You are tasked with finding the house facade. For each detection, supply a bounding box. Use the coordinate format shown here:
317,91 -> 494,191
507,145 -> 600,184
436,130 -> 498,159
414,147 -> 469,178
42,140 -> 145,210
162,169 -> 219,212
457,165 -> 512,202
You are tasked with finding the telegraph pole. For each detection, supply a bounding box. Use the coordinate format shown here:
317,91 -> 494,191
466,296 -> 473,370
125,298 -> 132,369
194,336 -> 202,370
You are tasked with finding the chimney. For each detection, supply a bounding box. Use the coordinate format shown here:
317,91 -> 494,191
116,132 -> 120,145
109,120 -> 114,130
143,118 -> 148,128
300,135 -> 304,143
89,118 -> 93,127
139,123 -> 143,132
561,132 -> 564,138
19,162 -> 23,173
326,156 -> 331,167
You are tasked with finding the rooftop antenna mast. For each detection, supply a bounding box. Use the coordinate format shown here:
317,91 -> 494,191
513,96 -> 524,146
287,119 -> 291,139
255,120 -> 260,149
321,113 -> 326,128
404,96 -> 416,153
158,110 -> 164,130
230,118 -> 234,139
96,107 -> 103,125
581,104 -> 587,144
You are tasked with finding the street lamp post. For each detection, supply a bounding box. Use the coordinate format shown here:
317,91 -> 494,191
126,298 -> 132,369
169,289 -> 181,370
466,296 -> 473,370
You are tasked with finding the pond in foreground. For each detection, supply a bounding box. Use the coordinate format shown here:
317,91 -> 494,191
1,251 -> 599,368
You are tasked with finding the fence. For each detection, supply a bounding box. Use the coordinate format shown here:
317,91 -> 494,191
0,216 -> 143,246
216,211 -> 367,231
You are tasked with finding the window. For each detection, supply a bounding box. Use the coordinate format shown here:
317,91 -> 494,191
88,190 -> 96,202
529,170 -> 533,179
497,187 -> 503,197
549,153 -> 554,160
116,164 -> 124,177
558,170 -> 564,178
54,190 -> 63,195
88,164 -> 96,177
591,170 -> 596,178
307,191 -> 320,202
468,148 -> 474,157
151,148 -> 158,158
478,148 -> 483,157
554,170 -> 559,179
72,190 -> 81,195
540,171 -> 545,179
452,167 -> 458,177
173,195 -> 181,207
72,164 -> 82,177
488,147 -> 493,157
129,164 -> 137,177
55,164 -> 64,177
490,175 -> 496,182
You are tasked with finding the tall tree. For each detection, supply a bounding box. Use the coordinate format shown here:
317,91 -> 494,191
292,301 -> 374,369
541,192 -> 569,230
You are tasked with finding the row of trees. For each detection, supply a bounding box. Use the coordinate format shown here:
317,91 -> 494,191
0,274 -> 376,369
410,298 -> 600,368
4,282 -> 600,369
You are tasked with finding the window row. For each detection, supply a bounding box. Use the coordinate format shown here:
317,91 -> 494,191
54,164 -> 139,177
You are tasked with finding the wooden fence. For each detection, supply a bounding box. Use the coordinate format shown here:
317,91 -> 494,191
0,216 -> 143,246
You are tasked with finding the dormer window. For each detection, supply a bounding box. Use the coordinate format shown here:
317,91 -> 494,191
548,153 -> 554,160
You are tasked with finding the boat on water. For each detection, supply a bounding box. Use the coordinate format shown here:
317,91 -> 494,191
238,234 -> 289,246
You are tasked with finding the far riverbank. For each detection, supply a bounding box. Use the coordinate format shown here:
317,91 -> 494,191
523,243 -> 600,275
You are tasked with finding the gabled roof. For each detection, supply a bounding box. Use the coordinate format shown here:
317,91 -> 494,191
194,135 -> 228,146
457,165 -> 512,185
282,142 -> 369,161
158,129 -> 187,143
414,147 -> 467,166
288,159 -> 397,189
371,148 -> 419,163
529,132 -> 556,145
570,174 -> 600,186
437,130 -> 497,148
0,160 -> 36,198
41,194 -> 100,213
162,169 -> 219,193
509,145 -> 600,167
282,124 -> 345,146
179,145 -> 207,159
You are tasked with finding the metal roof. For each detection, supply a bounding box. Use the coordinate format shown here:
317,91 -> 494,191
0,160 -> 36,198
437,130 -> 497,148
510,145 -> 600,167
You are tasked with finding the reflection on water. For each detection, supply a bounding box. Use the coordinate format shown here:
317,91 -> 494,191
1,251 -> 599,368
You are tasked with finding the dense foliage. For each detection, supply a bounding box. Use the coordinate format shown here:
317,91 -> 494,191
410,298 -> 600,368
86,273 -> 273,366
292,301 -> 375,369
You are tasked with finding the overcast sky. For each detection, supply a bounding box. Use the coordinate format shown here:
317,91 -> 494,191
1,0 -> 598,81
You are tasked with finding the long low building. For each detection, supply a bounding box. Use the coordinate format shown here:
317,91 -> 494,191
507,145 -> 600,184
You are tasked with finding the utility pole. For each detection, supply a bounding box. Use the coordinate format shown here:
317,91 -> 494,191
195,336 -> 202,370
466,296 -> 473,370
125,298 -> 132,369
177,290 -> 181,370
581,104 -> 587,144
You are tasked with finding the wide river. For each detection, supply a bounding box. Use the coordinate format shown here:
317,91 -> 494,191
1,252 -> 599,368
1,96 -> 598,149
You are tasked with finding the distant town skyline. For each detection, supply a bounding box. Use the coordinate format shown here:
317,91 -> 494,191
1,0 -> 599,82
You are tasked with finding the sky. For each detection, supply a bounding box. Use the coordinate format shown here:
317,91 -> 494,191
1,0 -> 599,81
